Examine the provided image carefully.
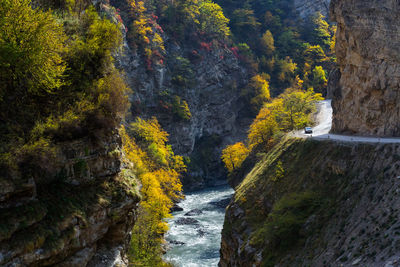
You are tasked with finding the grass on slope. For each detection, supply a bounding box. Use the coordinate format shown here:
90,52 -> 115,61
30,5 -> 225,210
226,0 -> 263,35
229,137 -> 377,266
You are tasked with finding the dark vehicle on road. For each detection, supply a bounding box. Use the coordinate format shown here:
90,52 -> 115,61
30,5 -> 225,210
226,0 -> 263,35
304,127 -> 313,134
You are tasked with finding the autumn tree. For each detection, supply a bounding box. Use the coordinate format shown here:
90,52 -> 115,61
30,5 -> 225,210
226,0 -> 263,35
129,117 -> 186,171
221,142 -> 249,173
248,108 -> 279,149
128,0 -> 152,47
260,30 -> 275,56
199,0 -> 230,39
230,8 -> 260,43
268,88 -> 323,131
121,124 -> 184,265
129,117 -> 169,146
246,74 -> 271,112
304,12 -> 331,50
172,95 -> 192,121
303,45 -> 327,64
277,57 -> 297,85
329,25 -> 337,55
0,0 -> 66,99
311,66 -> 328,94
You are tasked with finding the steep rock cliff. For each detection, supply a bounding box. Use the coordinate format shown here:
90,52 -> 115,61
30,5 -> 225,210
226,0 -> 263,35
294,0 -> 330,18
109,0 -> 250,190
0,130 -> 140,266
220,138 -> 400,266
330,0 -> 400,136
120,43 -> 249,189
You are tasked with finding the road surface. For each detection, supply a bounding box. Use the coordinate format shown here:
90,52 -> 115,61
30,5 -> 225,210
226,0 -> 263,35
293,100 -> 400,144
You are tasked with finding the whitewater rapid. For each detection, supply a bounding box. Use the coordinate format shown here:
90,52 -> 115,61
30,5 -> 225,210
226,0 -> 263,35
164,185 -> 234,267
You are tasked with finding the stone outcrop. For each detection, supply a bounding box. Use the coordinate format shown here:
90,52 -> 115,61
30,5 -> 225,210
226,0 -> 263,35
330,0 -> 400,136
0,131 -> 140,266
294,0 -> 330,19
220,139 -> 400,267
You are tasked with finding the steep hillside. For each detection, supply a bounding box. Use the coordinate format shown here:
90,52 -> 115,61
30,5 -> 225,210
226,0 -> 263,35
220,138 -> 400,266
330,0 -> 400,136
109,0 -> 251,190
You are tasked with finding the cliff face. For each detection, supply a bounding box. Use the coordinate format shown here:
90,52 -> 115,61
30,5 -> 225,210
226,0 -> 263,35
330,0 -> 400,136
294,0 -> 330,18
0,130 -> 140,266
114,9 -> 250,190
220,138 -> 400,267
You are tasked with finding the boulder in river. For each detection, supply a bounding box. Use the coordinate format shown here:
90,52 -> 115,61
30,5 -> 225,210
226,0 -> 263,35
171,204 -> 184,212
175,217 -> 200,226
184,209 -> 203,216
209,197 -> 231,209
168,240 -> 185,245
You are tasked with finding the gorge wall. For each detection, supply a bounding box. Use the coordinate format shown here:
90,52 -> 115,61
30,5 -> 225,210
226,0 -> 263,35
112,0 -> 250,190
0,130 -> 140,266
120,45 -> 249,190
330,0 -> 400,137
0,2 -> 142,265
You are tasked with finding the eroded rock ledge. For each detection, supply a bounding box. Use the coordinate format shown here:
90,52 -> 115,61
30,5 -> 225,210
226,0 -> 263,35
0,131 -> 140,266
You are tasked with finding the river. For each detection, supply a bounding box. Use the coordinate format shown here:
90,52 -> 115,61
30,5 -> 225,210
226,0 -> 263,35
164,185 -> 234,267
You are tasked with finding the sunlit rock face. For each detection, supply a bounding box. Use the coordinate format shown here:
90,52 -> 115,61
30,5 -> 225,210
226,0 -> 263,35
330,0 -> 400,137
294,0 -> 330,18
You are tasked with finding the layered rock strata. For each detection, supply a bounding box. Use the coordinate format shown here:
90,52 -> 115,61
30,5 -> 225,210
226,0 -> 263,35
0,132 -> 140,266
330,0 -> 400,136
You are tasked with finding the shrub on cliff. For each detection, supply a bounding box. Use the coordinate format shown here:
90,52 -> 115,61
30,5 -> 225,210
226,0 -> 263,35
172,96 -> 192,121
0,0 -> 129,181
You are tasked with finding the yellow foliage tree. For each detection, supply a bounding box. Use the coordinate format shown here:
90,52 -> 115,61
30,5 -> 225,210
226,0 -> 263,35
260,30 -> 275,56
221,142 -> 250,173
248,108 -> 279,149
120,124 -> 184,265
130,117 -> 168,146
246,74 -> 271,112
266,88 -> 323,131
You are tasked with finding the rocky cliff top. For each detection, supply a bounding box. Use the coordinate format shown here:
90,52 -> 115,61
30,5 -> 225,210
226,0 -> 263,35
295,0 -> 330,18
330,0 -> 400,136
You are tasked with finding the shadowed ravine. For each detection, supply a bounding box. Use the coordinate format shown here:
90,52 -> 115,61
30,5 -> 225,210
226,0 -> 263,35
164,186 -> 234,267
